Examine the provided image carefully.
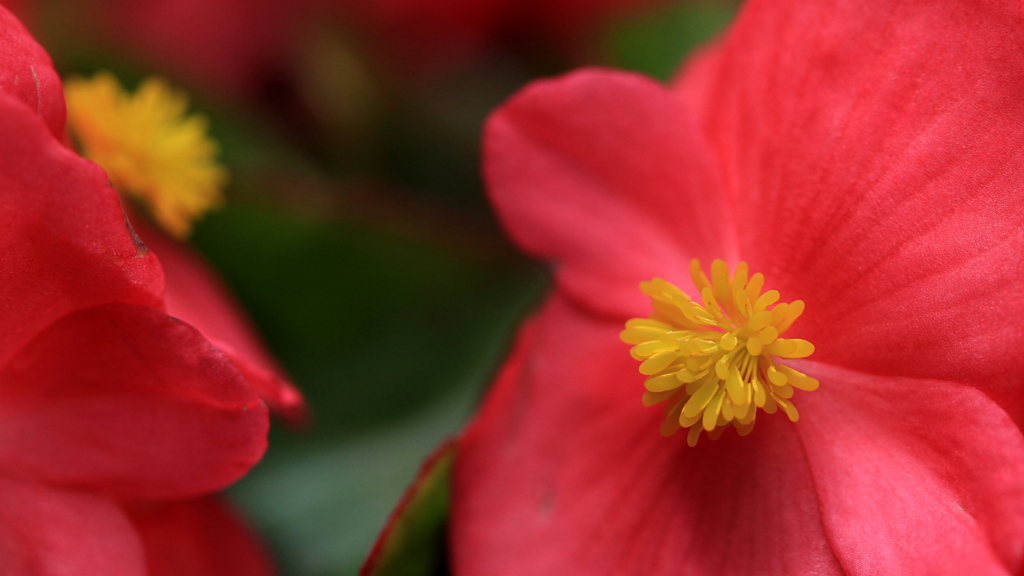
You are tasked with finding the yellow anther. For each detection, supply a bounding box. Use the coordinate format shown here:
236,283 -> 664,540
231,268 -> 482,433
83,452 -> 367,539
754,290 -> 780,312
645,374 -> 681,393
732,262 -> 748,290
622,259 -> 817,446
745,273 -> 764,302
720,332 -> 738,351
725,367 -> 744,403
714,355 -> 731,380
747,310 -> 772,332
759,325 -> 779,345
689,259 -> 711,293
746,336 -> 763,356
65,72 -> 228,239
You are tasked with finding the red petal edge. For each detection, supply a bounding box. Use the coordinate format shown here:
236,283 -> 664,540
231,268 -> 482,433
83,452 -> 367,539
0,303 -> 269,499
133,218 -> 308,426
0,5 -> 65,137
484,67 -> 731,320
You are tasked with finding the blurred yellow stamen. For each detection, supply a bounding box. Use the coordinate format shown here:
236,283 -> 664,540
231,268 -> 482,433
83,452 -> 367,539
65,72 -> 227,239
620,259 -> 817,447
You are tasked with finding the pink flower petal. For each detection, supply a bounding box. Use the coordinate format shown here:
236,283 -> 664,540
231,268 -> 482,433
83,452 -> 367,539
485,69 -> 731,319
0,6 -> 64,137
677,0 -> 1024,392
794,360 -> 1024,574
0,476 -> 146,576
0,303 -> 268,499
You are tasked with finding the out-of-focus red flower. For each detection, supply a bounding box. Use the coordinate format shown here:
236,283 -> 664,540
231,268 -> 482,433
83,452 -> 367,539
335,0 -> 670,73
90,0 -> 304,98
4,0 -> 306,99
451,0 -> 1024,574
0,7 -> 273,573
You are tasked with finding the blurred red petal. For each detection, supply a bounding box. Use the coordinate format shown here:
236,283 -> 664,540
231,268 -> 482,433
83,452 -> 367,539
95,0 -> 302,97
0,304 -> 268,499
339,0 -> 501,72
340,0 -> 669,72
127,497 -> 274,576
0,476 -> 146,576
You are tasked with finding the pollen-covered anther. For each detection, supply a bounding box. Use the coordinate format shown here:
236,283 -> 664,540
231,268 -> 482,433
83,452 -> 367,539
620,259 -> 817,447
64,72 -> 228,239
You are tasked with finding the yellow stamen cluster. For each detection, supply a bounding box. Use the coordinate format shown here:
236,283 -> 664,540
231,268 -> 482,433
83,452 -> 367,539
65,72 -> 227,239
621,259 -> 818,447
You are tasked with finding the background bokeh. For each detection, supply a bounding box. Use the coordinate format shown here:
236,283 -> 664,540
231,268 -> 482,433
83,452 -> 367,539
10,0 -> 736,573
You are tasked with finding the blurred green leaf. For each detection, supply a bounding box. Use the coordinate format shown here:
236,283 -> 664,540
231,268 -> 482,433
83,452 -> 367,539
362,442 -> 454,576
232,390 -> 467,576
192,204 -> 543,441
605,0 -> 739,81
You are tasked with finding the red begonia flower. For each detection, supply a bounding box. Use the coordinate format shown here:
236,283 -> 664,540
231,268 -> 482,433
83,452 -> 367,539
451,0 -> 1024,574
126,497 -> 274,576
0,7 -> 270,573
4,3 -> 306,425
4,0 -> 304,99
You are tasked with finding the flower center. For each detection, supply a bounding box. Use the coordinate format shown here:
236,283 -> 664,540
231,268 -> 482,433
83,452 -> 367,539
620,259 -> 817,447
65,72 -> 227,239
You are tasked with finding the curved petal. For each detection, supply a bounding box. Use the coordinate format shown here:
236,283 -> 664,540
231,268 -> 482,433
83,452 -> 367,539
793,360 -> 1024,575
0,303 -> 268,499
485,68 -> 731,319
133,220 -> 307,425
672,41 -> 723,130
0,91 -> 164,367
677,0 -> 1024,390
451,295 -> 843,575
126,497 -> 274,576
0,6 -> 65,137
0,476 -> 146,576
